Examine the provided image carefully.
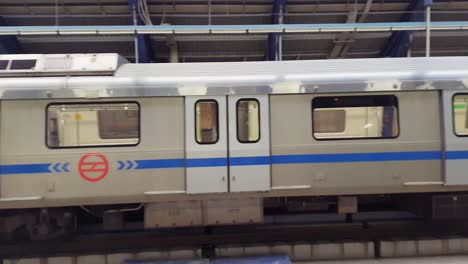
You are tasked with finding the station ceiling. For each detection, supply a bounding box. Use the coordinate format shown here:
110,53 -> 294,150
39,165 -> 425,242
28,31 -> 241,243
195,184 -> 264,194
1,0 -> 468,62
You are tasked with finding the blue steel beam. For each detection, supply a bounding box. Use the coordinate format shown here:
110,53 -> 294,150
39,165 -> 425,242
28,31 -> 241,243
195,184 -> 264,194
128,0 -> 154,63
380,0 -> 432,57
267,0 -> 287,61
379,1 -> 434,135
0,17 -> 21,54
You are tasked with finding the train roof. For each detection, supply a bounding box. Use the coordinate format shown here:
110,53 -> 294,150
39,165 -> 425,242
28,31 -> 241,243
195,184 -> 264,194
0,54 -> 467,100
115,56 -> 468,82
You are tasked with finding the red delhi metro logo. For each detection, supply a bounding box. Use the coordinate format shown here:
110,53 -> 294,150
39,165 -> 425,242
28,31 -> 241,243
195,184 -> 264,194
78,153 -> 109,182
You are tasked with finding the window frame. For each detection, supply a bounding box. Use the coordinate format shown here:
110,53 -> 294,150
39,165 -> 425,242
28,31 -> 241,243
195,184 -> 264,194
452,93 -> 468,137
236,98 -> 261,144
45,101 -> 141,149
311,95 -> 400,141
194,99 -> 219,145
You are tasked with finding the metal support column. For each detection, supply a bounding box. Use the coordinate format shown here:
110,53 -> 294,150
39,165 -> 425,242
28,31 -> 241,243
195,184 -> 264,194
131,4 -> 139,63
425,0 -> 432,57
380,0 -> 431,57
128,0 -> 154,63
267,0 -> 287,61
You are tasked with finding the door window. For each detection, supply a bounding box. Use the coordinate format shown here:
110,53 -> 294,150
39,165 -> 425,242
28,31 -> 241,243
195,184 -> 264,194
453,94 -> 468,136
237,99 -> 260,143
195,100 -> 219,144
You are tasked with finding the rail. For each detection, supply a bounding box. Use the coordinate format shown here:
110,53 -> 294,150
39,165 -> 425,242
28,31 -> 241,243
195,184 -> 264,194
0,22 -> 467,35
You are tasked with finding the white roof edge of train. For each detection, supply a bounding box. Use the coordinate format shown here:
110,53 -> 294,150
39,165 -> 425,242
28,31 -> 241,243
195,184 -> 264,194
112,55 -> 468,87
0,53 -> 128,76
115,56 -> 468,79
0,54 -> 466,99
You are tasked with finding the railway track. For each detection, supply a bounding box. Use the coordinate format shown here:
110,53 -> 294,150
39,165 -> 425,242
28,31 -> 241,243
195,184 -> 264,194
1,219 -> 467,259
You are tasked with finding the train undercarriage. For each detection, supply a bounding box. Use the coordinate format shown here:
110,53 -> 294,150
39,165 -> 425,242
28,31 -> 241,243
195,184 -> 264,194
0,192 -> 466,241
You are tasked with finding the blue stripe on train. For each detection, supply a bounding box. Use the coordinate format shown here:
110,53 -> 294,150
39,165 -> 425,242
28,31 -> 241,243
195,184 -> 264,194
230,156 -> 271,166
0,164 -> 52,174
134,156 -> 269,169
186,157 -> 228,168
446,150 -> 468,160
135,158 -> 185,169
2,150 -> 468,175
271,151 -> 442,164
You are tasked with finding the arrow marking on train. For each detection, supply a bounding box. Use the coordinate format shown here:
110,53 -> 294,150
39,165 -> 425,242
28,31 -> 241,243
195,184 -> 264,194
50,163 -> 70,173
118,160 -> 137,170
117,161 -> 125,170
125,160 -> 136,170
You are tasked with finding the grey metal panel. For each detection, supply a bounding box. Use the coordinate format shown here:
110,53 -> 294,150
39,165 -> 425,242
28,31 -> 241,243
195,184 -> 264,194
269,91 -> 443,190
228,95 -> 271,192
0,97 -> 185,200
270,92 -> 443,150
185,96 -> 228,194
443,90 -> 468,185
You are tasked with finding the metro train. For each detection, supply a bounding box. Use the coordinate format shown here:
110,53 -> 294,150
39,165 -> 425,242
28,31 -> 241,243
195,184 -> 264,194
0,53 -> 467,239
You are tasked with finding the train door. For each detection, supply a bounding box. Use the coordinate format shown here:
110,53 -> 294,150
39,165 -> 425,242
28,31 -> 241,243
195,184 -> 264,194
185,96 -> 228,193
228,95 -> 271,192
443,91 -> 468,185
185,95 -> 271,194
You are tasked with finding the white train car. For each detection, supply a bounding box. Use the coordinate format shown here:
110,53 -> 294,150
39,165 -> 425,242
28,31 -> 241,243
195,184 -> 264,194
0,54 -> 467,239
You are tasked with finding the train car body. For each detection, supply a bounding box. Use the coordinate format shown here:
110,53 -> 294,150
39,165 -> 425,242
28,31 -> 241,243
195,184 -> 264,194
0,54 -> 467,238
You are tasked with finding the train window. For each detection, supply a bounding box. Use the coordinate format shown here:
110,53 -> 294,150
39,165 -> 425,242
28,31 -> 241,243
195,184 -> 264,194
98,109 -> 139,139
312,95 -> 399,140
237,99 -> 260,143
195,100 -> 219,144
314,110 -> 346,133
10,59 -> 36,70
46,102 -> 140,148
453,94 -> 468,136
0,60 -> 8,70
